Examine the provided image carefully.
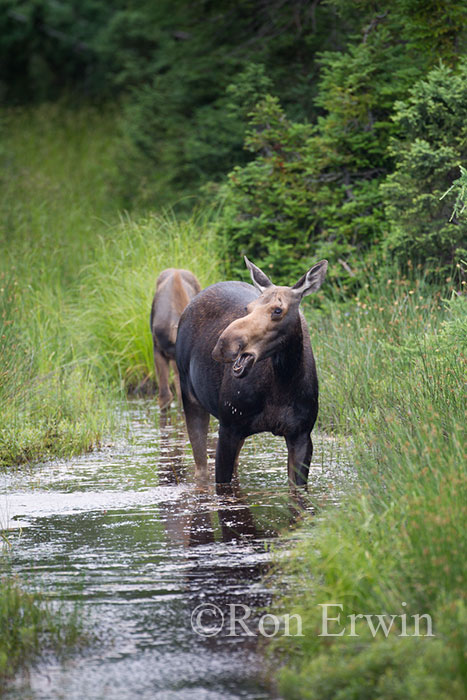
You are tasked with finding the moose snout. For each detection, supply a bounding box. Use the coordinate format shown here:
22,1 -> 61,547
212,334 -> 246,363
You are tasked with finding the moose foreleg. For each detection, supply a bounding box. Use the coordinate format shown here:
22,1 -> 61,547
215,426 -> 244,483
286,433 -> 312,487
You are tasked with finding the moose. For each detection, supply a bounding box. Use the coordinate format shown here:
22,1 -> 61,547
150,268 -> 201,410
175,257 -> 328,485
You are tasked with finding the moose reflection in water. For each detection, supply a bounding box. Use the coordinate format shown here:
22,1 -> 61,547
156,413 -> 305,651
176,257 -> 328,487
157,415 -> 302,546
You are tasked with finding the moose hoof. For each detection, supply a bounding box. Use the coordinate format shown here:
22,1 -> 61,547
159,393 -> 173,411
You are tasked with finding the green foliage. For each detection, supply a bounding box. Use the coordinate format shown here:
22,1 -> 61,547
441,165 -> 467,221
273,283 -> 466,699
383,60 -> 467,273
214,13 -> 435,286
115,59 -> 274,208
98,0 -> 344,206
74,211 -> 220,391
215,3 -> 467,288
216,95 -> 317,284
0,0 -> 116,101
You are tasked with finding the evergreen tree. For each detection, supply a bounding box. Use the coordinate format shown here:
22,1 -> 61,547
216,1 -> 467,286
382,60 -> 467,272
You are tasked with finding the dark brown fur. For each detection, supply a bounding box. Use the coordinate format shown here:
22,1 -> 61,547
150,268 -> 201,409
175,258 -> 327,485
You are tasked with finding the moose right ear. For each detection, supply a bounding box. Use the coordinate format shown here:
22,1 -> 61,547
244,256 -> 273,292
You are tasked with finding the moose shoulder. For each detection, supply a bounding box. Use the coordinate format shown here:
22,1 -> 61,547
175,257 -> 327,485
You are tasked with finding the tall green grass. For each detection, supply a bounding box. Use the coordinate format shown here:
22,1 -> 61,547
0,101 -> 121,285
73,210 -> 220,391
273,287 -> 466,699
0,103 -> 123,467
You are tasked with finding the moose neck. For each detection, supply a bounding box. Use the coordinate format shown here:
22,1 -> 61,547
272,315 -> 304,379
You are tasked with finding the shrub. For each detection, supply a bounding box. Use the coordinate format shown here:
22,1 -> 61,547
382,60 -> 467,274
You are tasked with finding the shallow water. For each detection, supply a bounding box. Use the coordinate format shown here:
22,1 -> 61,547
1,400 -> 351,699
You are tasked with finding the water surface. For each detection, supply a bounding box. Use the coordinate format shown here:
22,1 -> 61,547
1,400 -> 350,699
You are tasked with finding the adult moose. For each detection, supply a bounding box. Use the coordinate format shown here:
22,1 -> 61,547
175,257 -> 328,486
150,268 -> 201,410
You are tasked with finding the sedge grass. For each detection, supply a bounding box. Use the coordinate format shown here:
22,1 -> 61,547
0,103 -> 122,468
0,101 -> 121,286
272,286 -> 466,699
73,209 -> 221,391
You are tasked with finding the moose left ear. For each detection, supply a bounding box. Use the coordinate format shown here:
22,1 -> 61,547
244,256 -> 273,292
292,260 -> 328,297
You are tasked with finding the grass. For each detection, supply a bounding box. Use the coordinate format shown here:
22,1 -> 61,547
0,101 -> 121,285
0,103 -> 222,466
271,284 -> 467,699
0,102 -> 123,467
73,209 -> 221,392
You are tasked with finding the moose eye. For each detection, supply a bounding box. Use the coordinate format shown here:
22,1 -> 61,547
273,307 -> 283,316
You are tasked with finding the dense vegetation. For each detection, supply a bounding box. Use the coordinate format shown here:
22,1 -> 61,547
274,288 -> 466,699
1,0 -> 466,696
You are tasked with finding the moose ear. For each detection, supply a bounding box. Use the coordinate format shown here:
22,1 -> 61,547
292,260 -> 328,298
244,256 -> 273,292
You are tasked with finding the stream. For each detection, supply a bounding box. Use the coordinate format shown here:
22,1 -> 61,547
1,399 -> 350,699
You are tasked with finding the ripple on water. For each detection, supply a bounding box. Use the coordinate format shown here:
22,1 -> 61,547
1,399 -> 351,700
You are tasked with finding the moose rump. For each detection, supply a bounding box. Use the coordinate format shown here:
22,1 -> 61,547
150,268 -> 201,409
175,257 -> 327,485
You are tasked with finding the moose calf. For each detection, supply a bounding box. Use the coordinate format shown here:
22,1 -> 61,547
150,268 -> 201,410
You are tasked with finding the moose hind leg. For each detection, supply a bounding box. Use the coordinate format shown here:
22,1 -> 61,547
286,433 -> 312,487
182,391 -> 210,473
170,359 -> 182,405
154,348 -> 173,410
216,426 -> 244,484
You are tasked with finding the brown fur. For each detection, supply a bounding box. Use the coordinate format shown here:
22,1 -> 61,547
176,258 -> 328,485
150,268 -> 201,410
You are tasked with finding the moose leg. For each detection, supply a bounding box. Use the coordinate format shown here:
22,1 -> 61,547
170,359 -> 182,405
154,348 -> 173,410
182,391 -> 210,472
285,433 -> 312,487
216,426 -> 244,483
